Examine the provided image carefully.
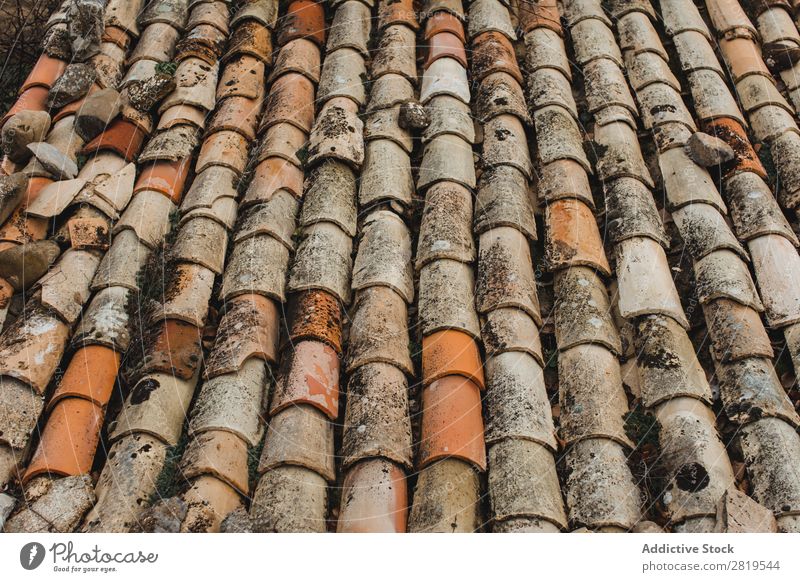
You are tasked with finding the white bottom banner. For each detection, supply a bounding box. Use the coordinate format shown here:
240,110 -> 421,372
1,533 -> 798,581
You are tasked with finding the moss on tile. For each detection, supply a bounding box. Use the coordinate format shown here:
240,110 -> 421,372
295,144 -> 309,166
155,61 -> 177,76
122,208 -> 180,381
624,404 -> 661,448
149,429 -> 189,504
75,152 -> 89,171
757,142 -> 778,188
247,433 -> 265,491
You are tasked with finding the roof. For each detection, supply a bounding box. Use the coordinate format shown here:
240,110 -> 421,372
0,0 -> 798,534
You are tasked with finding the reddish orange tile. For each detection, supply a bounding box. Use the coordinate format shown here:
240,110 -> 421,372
260,72 -> 315,133
425,32 -> 467,68
278,0 -> 326,47
226,20 -> 274,63
24,398 -> 104,481
422,329 -> 485,389
288,289 -> 343,353
0,208 -> 48,244
49,345 -> 120,410
246,156 -> 304,201
518,0 -> 562,35
81,119 -> 146,162
134,158 -> 192,203
424,11 -> 466,43
472,31 -> 523,83
546,198 -> 611,276
1,87 -> 49,129
720,36 -> 770,81
702,117 -> 767,179
68,216 -> 110,250
379,0 -> 419,30
102,25 -> 131,50
20,54 -> 67,93
419,375 -> 487,471
271,340 -> 340,420
144,319 -> 203,379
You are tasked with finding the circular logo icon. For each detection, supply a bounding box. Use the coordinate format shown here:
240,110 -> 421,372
20,542 -> 46,570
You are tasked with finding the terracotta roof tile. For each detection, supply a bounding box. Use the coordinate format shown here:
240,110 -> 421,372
347,286 -> 414,374
1,88 -> 50,130
553,267 -> 622,354
134,158 -> 192,202
337,459 -> 408,533
175,23 -> 228,63
0,376 -> 44,450
0,309 -> 70,393
269,340 -> 340,420
24,398 -> 104,481
288,222 -> 354,304
359,139 -> 415,206
488,438 -> 566,530
108,371 -> 198,446
180,430 -> 250,494
287,291 -> 342,353
191,357 -> 267,446
408,459 -> 480,532
5,0 -> 800,534
269,38 -> 320,83
418,376 -> 487,471
424,10 -> 466,42
340,362 -> 413,469
250,465 -> 327,532
417,181 -> 475,267
81,119 -> 146,162
277,0 -> 326,47
259,73 -> 315,133
82,434 -> 169,532
182,475 -> 243,533
259,405 -> 336,481
128,23 -> 180,64
20,55 -> 67,94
